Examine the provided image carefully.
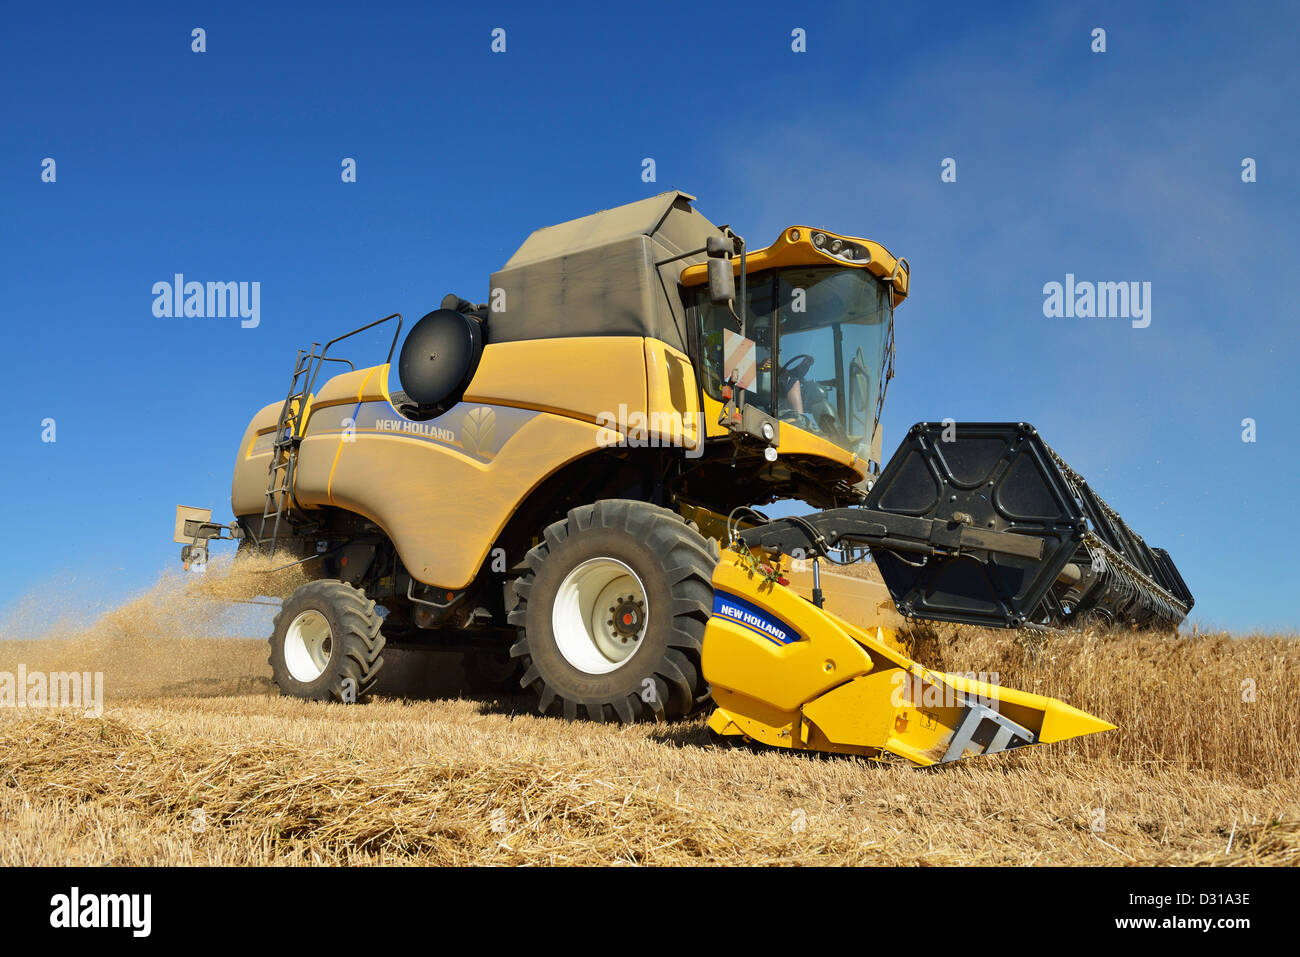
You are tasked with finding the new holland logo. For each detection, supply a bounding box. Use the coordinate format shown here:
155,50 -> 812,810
711,592 -> 801,645
462,406 -> 496,456
376,419 -> 457,443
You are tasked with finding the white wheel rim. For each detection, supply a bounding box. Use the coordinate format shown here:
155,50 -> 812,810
284,609 -> 334,682
551,558 -> 648,675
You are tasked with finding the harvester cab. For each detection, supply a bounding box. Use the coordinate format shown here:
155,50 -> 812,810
688,222 -> 901,488
176,190 -> 1192,766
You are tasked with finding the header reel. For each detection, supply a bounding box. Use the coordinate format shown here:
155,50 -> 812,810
739,422 -> 1193,632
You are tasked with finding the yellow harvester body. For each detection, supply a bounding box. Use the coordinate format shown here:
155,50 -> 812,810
179,191 -> 1163,766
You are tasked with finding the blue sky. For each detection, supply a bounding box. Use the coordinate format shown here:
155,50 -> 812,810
2,1 -> 1296,633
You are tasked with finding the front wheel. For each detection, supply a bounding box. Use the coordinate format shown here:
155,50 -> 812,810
269,580 -> 385,702
508,500 -> 717,723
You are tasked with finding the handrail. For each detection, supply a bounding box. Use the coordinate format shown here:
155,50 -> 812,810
305,313 -> 403,398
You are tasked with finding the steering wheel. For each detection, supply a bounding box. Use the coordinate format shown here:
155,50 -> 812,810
777,354 -> 816,425
780,354 -> 815,382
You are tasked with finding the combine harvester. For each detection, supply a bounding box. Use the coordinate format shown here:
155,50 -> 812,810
176,192 -> 1192,766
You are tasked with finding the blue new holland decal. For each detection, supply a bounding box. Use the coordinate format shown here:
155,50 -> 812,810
711,591 -> 802,646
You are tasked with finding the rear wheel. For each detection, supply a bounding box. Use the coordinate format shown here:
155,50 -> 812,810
269,580 -> 385,702
508,500 -> 717,723
462,648 -> 525,695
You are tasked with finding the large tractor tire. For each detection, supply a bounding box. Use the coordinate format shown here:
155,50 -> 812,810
462,648 -> 525,696
508,500 -> 717,723
269,580 -> 385,702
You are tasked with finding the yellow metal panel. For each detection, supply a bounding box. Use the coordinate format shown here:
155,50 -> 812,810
699,393 -> 867,481
702,559 -> 874,712
776,421 -> 863,473
362,364 -> 391,402
296,369 -> 383,508
701,547 -> 1115,764
230,399 -> 294,517
463,338 -> 648,425
802,670 -> 959,765
782,566 -> 906,641
311,367 -> 375,408
327,366 -> 380,500
702,395 -> 861,473
680,226 -> 909,304
293,433 -> 336,507
643,340 -> 701,452
326,410 -> 602,589
708,692 -> 801,749
935,671 -> 1116,745
701,394 -> 728,439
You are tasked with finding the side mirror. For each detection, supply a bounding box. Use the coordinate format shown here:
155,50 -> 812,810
707,258 -> 735,305
705,235 -> 735,305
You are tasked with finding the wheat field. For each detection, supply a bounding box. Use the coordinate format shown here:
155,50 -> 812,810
0,560 -> 1296,866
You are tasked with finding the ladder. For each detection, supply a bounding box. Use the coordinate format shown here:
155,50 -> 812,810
258,343 -> 323,553
254,314 -> 405,556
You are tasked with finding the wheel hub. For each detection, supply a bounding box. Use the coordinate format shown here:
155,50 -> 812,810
284,609 -> 334,683
608,596 -> 645,639
552,558 -> 648,675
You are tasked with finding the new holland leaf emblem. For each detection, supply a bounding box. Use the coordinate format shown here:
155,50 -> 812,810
462,406 -> 496,456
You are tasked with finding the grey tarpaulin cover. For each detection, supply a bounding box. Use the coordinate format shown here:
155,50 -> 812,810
487,190 -> 722,355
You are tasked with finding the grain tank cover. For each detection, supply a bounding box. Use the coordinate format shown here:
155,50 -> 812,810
488,190 -> 721,354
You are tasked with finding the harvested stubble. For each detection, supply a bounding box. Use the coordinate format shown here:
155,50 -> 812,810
0,686 -> 1295,866
0,562 -> 1297,865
